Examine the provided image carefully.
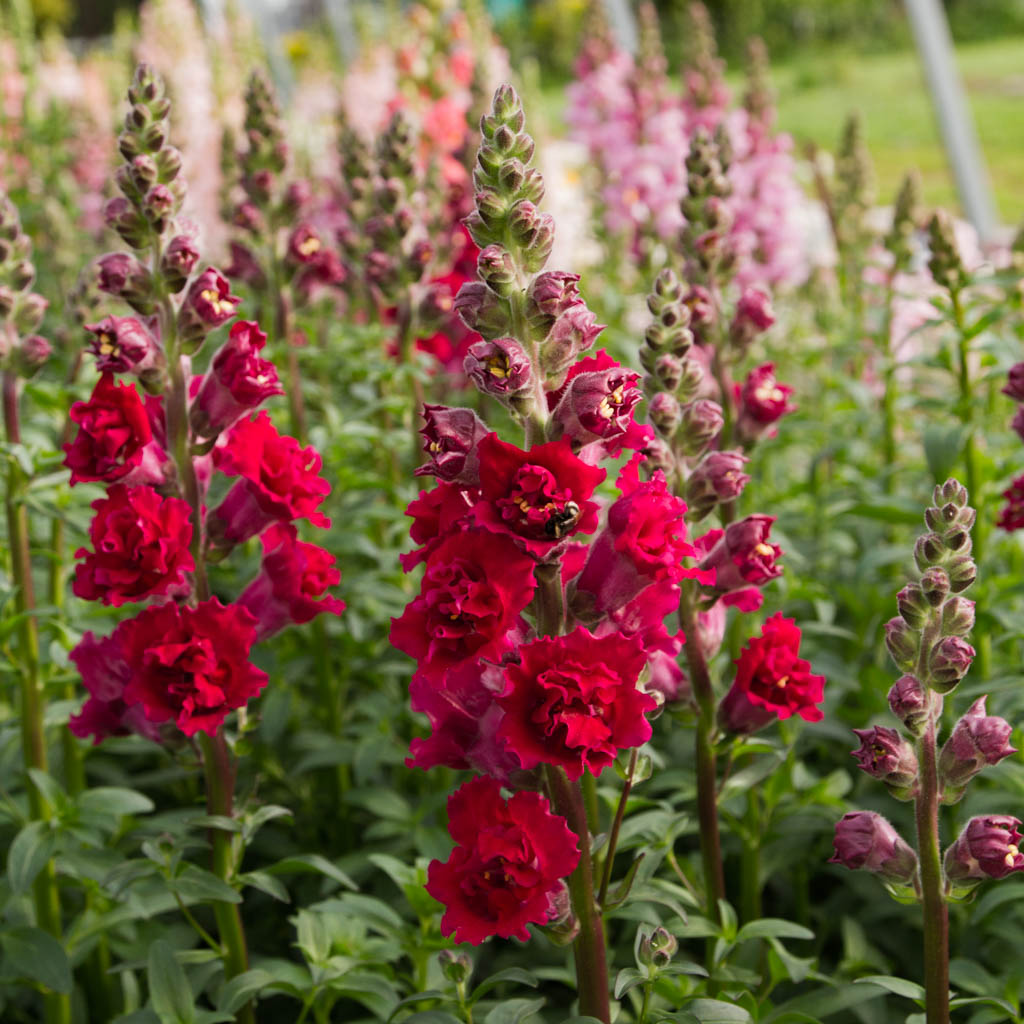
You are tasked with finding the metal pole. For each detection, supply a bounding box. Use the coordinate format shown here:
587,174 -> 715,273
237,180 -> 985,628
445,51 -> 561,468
602,0 -> 637,54
904,0 -> 998,240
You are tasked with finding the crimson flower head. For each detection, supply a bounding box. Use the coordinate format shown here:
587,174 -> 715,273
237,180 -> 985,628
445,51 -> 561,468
575,456 -> 713,615
68,631 -> 162,745
390,530 -> 536,681
399,481 -> 478,572
211,411 -> 331,545
238,524 -> 344,641
185,268 -> 240,327
286,223 -> 325,265
474,434 -> 605,558
85,315 -> 164,377
498,627 -> 655,780
718,613 -> 825,735
64,374 -> 156,486
735,363 -> 795,442
464,338 -> 532,399
548,350 -> 643,450
426,776 -> 580,945
96,251 -> 150,302
698,514 -> 783,598
72,484 -> 194,606
415,404 -> 489,487
829,811 -> 918,883
945,815 -> 1024,881
120,598 -> 269,737
191,320 -> 283,439
407,661 -> 520,781
1002,362 -> 1024,402
997,474 -> 1024,532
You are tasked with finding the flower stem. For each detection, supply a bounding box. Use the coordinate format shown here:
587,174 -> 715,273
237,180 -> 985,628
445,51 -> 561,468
198,730 -> 254,1024
544,765 -> 610,1024
597,748 -> 637,907
914,615 -> 949,1024
880,273 -> 898,493
678,586 -> 726,920
3,371 -> 71,1024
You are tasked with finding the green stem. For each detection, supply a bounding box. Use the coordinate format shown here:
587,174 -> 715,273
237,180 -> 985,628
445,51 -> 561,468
914,616 -> 949,1024
597,748 -> 637,907
951,292 -> 981,559
395,295 -> 425,464
533,562 -> 565,638
880,273 -> 898,492
544,766 -> 610,1024
581,772 -> 600,836
4,371 -> 71,1024
198,731 -> 254,1024
678,586 -> 726,920
739,785 -> 762,923
637,981 -> 653,1024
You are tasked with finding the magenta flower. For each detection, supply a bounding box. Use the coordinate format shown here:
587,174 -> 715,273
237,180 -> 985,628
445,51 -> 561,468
829,811 -> 918,883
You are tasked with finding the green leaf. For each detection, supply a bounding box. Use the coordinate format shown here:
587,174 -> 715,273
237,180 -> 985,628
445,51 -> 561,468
78,787 -> 155,818
762,981 -> 887,1022
469,966 -> 538,1003
923,423 -> 966,483
736,918 -> 815,943
853,975 -> 926,1000
238,870 -> 290,903
171,866 -> 242,905
294,909 -> 331,966
325,971 -> 399,1016
482,997 -> 546,1024
216,969 -> 274,1014
401,1014 -> 463,1024
265,854 -> 357,891
7,820 -> 56,894
386,991 -> 449,1022
673,999 -> 753,1023
147,940 -> 194,1024
614,966 -> 645,999
0,926 -> 72,994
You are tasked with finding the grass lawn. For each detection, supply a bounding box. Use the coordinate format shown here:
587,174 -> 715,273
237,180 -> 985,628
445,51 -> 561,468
769,34 -> 1024,227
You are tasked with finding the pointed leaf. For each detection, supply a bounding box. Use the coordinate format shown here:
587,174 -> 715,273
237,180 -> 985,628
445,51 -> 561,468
148,940 -> 194,1024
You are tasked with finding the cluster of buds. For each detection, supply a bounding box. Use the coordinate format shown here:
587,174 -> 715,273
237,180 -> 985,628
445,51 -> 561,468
883,172 -> 921,275
679,127 -> 735,285
0,193 -> 51,378
927,209 -> 969,297
832,480 -> 1019,896
226,71 -> 344,304
456,85 -> 603,415
831,112 -> 876,260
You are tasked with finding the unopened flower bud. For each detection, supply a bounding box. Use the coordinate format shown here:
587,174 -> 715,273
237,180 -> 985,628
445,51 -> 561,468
11,334 -> 51,378
685,450 -> 750,519
638,925 -> 678,969
946,554 -> 977,593
939,696 -> 1016,800
438,949 -> 472,985
884,617 -> 919,672
677,399 -> 723,454
940,595 -> 975,635
896,584 -> 930,628
477,245 -> 517,297
13,292 -> 47,334
888,675 -> 929,737
829,811 -> 918,884
919,567 -> 950,607
540,305 -> 603,377
161,235 -> 200,293
913,532 -> 945,571
648,391 -> 681,436
1002,363 -> 1024,402
455,282 -> 509,339
10,259 -> 34,291
851,725 -> 919,799
927,635 -> 975,693
653,353 -> 683,391
104,196 -> 149,249
945,815 -> 1024,881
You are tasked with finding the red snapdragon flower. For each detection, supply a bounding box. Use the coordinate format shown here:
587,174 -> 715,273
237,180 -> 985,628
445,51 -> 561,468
426,776 -> 580,944
85,315 -> 163,377
63,373 -> 156,486
120,598 -> 268,737
399,481 -> 479,572
698,514 -> 782,604
997,474 -> 1024,531
498,627 -> 655,780
474,434 -> 605,558
391,530 -> 536,682
186,267 -> 240,326
945,815 -> 1024,881
575,456 -> 714,614
407,661 -> 520,781
211,411 -> 330,545
238,524 -> 344,640
72,484 -> 194,606
415,404 -> 489,487
191,320 -> 283,439
68,631 -> 162,745
718,613 -> 825,734
735,363 -> 795,442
